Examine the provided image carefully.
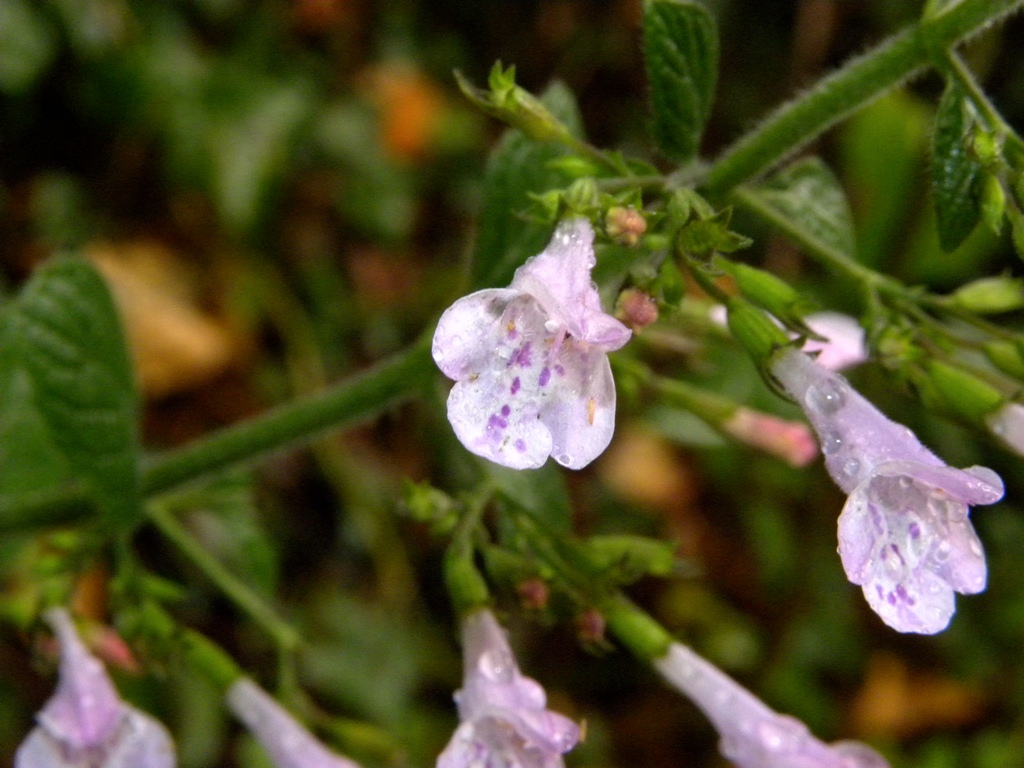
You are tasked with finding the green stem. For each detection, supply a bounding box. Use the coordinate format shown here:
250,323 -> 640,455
147,503 -> 301,653
142,339 -> 434,495
732,186 -> 902,295
445,485 -> 494,616
702,0 -> 1023,197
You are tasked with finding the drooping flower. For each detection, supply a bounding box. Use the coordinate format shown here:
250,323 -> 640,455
771,348 -> 1004,634
226,678 -> 361,768
655,642 -> 890,768
432,218 -> 632,470
437,609 -> 581,768
16,608 -> 175,768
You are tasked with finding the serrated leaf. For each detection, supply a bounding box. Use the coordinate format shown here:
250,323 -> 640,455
7,258 -> 141,530
752,157 -> 857,259
931,84 -> 983,252
471,81 -> 585,290
643,0 -> 719,161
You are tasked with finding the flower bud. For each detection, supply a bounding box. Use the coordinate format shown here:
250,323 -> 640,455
949,275 -> 1024,314
981,174 -> 1007,235
615,287 -> 659,330
605,206 -> 647,246
920,359 -> 1005,426
723,262 -> 816,337
454,64 -> 575,144
983,340 -> 1024,381
720,408 -> 818,468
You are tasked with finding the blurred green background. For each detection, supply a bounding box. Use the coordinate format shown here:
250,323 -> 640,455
2,1 -> 1024,767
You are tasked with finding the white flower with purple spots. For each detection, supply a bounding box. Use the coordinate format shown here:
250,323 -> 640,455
16,609 -> 175,768
438,609 -> 580,768
432,218 -> 632,469
656,643 -> 890,768
771,349 -> 1004,634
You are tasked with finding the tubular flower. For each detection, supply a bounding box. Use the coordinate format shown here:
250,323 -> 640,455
655,643 -> 889,768
802,312 -> 868,372
226,678 -> 361,768
432,218 -> 631,469
772,349 -> 1004,634
438,609 -> 581,768
15,608 -> 175,768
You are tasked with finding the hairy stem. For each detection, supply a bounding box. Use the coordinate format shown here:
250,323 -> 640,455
702,0 -> 1023,197
142,338 -> 434,495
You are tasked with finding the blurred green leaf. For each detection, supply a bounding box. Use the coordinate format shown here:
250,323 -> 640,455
5,259 -> 141,530
488,462 -> 572,533
932,84 -> 983,252
752,157 -> 856,259
471,81 -> 584,290
643,0 -> 718,161
0,0 -> 57,94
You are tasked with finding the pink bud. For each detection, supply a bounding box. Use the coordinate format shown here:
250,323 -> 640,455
721,407 -> 819,467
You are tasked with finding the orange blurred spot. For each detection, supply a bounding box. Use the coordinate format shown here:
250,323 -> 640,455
361,64 -> 445,163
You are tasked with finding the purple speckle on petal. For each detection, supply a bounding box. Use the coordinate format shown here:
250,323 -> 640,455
908,522 -> 921,539
515,439 -> 527,452
512,343 -> 532,368
510,377 -> 521,395
488,414 -> 508,431
554,364 -> 565,376
539,367 -> 551,387
501,405 -> 511,417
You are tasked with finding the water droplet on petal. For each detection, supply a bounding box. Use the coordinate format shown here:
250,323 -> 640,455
969,538 -> 983,556
843,458 -> 861,477
820,429 -> 843,455
806,380 -> 846,414
479,649 -> 515,683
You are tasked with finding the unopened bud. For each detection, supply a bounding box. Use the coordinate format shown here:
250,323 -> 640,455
616,288 -> 659,330
981,175 -> 1007,235
984,340 -> 1024,380
455,64 -> 575,144
950,275 -> 1024,314
605,206 -> 647,247
720,407 -> 819,467
922,359 -> 1005,425
516,579 -> 549,611
575,609 -> 606,645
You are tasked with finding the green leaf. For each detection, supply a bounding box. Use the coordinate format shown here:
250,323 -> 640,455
471,81 -> 584,289
932,84 -> 983,252
6,259 -> 142,530
752,157 -> 857,259
643,0 -> 719,161
487,462 -> 572,534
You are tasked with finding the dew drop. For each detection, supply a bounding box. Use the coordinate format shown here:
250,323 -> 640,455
843,458 -> 861,477
806,380 -> 846,414
820,429 -> 843,455
544,319 -> 559,333
557,453 -> 573,465
479,649 -> 515,682
934,540 -> 951,562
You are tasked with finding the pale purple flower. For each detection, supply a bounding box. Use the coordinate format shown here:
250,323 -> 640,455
438,609 -> 581,768
432,218 -> 631,469
987,401 -> 1024,457
226,678 -> 361,768
655,642 -> 889,768
16,608 -> 175,768
801,312 -> 868,372
772,348 -> 1004,634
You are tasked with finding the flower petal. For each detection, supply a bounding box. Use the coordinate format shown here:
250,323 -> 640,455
511,218 -> 630,350
227,678 -> 361,768
537,345 -> 616,470
433,289 -> 520,380
38,609 -> 125,750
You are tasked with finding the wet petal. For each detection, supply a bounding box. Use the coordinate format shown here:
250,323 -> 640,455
538,344 -> 616,470
433,289 -> 520,380
440,610 -> 579,768
227,678 -> 361,768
